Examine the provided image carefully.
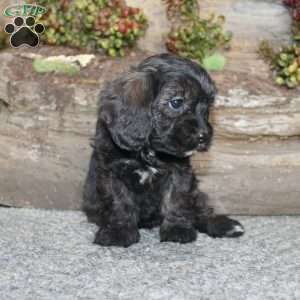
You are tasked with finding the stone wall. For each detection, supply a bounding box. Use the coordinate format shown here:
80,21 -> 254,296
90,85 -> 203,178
0,0 -> 299,214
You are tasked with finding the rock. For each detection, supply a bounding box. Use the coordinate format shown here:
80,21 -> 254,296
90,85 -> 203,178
0,48 -> 299,213
213,89 -> 300,138
47,54 -> 95,68
1,130 -> 299,214
200,0 -> 292,51
192,139 -> 300,214
2,51 -> 300,139
0,133 -> 88,210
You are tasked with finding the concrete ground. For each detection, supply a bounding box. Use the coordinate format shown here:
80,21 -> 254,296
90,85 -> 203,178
0,208 -> 299,300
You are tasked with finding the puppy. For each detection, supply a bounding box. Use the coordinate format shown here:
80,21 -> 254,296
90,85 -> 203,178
83,53 -> 244,247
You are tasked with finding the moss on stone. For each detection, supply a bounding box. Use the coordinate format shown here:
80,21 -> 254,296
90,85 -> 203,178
33,58 -> 81,76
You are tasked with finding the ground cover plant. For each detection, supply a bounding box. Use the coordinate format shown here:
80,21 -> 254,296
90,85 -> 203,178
163,0 -> 232,70
39,0 -> 148,56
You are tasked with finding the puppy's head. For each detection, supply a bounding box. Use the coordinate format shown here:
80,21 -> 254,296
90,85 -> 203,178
99,53 -> 217,158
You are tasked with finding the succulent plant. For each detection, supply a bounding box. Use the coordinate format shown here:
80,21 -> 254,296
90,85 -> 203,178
258,1 -> 300,88
163,0 -> 231,68
38,0 -> 148,56
259,41 -> 300,88
275,45 -> 300,88
163,0 -> 199,21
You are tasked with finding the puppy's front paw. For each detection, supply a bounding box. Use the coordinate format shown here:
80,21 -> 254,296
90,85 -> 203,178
160,223 -> 197,244
207,216 -> 245,238
94,226 -> 140,247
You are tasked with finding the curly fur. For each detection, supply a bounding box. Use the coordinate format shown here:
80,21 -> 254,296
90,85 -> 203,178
83,53 -> 244,247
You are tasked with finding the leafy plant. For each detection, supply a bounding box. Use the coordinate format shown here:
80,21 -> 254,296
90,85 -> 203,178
202,53 -> 226,71
163,0 -> 232,69
258,41 -> 300,88
38,0 -> 148,56
163,0 -> 199,21
258,1 -> 300,88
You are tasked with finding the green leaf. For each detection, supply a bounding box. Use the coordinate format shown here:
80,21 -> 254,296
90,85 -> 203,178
202,53 -> 226,71
33,58 -> 80,76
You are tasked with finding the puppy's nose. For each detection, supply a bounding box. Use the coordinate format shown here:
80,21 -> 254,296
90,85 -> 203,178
198,132 -> 207,143
197,131 -> 209,151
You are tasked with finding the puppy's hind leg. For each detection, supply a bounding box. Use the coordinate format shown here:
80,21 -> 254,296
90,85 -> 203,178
83,150 -> 103,225
194,191 -> 245,238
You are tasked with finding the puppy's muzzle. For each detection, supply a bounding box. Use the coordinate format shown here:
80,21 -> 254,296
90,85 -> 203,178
196,132 -> 210,151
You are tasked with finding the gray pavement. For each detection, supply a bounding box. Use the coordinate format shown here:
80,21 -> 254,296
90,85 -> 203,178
0,208 -> 299,300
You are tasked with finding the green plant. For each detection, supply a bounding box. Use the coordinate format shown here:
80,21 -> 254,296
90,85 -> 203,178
258,41 -> 300,88
164,0 -> 199,21
258,1 -> 300,88
202,53 -> 226,71
33,58 -> 81,76
163,0 -> 232,69
38,0 -> 148,56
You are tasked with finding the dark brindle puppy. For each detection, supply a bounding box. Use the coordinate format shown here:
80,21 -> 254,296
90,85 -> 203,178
83,53 -> 244,247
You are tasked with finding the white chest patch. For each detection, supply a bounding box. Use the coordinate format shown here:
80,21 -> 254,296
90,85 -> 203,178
134,166 -> 159,185
134,170 -> 150,184
149,167 -> 159,174
184,151 -> 195,157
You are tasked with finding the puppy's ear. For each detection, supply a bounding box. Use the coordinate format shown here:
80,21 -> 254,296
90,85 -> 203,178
203,77 -> 217,105
99,70 -> 156,151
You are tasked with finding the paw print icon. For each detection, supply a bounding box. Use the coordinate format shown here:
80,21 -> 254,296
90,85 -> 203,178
4,16 -> 45,48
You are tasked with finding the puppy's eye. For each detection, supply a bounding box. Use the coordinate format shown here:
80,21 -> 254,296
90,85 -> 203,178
169,97 -> 184,110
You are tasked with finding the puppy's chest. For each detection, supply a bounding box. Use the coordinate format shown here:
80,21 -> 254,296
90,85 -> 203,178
117,157 -> 173,197
132,166 -> 169,191
131,165 -> 172,211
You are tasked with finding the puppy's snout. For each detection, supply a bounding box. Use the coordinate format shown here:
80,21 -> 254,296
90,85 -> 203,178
198,130 -> 208,143
196,129 -> 210,151
199,132 -> 205,142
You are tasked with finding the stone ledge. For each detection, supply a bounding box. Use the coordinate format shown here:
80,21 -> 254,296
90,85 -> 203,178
0,44 -> 299,213
1,50 -> 299,139
192,139 -> 300,214
1,129 -> 299,214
